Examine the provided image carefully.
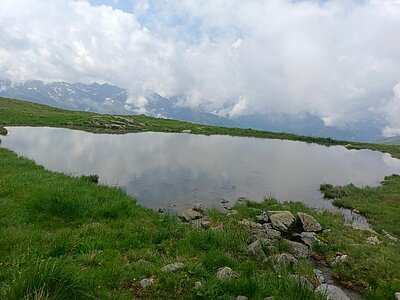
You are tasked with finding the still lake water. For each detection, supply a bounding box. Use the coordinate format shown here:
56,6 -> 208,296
2,127 -> 400,223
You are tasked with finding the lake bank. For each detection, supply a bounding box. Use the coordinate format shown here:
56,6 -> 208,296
1,97 -> 400,298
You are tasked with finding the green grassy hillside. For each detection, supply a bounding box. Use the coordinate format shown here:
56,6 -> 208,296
1,97 -> 400,299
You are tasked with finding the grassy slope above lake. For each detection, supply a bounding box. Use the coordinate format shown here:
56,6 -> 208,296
1,97 -> 400,299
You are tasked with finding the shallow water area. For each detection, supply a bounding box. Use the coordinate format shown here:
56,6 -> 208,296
2,126 -> 400,226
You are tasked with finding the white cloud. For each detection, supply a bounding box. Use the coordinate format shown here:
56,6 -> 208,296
382,82 -> 400,137
1,0 -> 400,134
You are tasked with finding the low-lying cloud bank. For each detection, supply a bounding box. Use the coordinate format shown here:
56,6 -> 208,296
1,0 -> 400,136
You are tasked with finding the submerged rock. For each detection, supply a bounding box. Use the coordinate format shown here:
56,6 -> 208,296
269,211 -> 295,232
161,262 -> 185,272
316,284 -> 350,300
297,212 -> 322,232
216,267 -> 236,280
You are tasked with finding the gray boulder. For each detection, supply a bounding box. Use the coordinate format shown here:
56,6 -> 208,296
269,211 -> 295,232
301,232 -> 321,248
179,208 -> 204,222
273,253 -> 298,267
256,211 -> 269,224
395,292 -> 400,300
248,240 -> 267,261
316,284 -> 350,300
238,219 -> 263,229
285,239 -> 310,259
298,212 -> 322,232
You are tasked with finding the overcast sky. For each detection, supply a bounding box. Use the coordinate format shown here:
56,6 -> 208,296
1,0 -> 400,136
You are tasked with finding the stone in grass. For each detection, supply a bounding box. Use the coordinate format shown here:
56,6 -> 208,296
248,240 -> 267,261
273,253 -> 298,267
236,296 -> 248,300
316,284 -> 350,300
161,262 -> 185,272
314,269 -> 325,284
382,229 -> 398,242
395,292 -> 400,300
263,297 -> 275,300
194,281 -> 203,289
256,211 -> 269,224
366,236 -> 381,245
289,274 -> 313,289
300,232 -> 321,248
285,239 -> 310,259
269,211 -> 296,232
297,212 -> 322,232
179,208 -> 204,222
333,254 -> 348,265
139,278 -> 154,288
216,266 -> 237,280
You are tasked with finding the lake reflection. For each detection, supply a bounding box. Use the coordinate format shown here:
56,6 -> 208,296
2,127 -> 400,217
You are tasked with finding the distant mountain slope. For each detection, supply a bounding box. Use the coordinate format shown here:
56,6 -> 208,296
0,78 -> 237,127
379,136 -> 400,145
0,78 -> 385,142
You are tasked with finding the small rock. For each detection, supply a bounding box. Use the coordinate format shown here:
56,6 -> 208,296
300,232 -> 321,248
157,208 -> 165,213
273,253 -> 298,267
194,281 -> 203,289
382,229 -> 398,242
289,274 -> 313,289
136,259 -> 151,265
395,292 -> 400,300
248,240 -> 267,261
314,269 -> 325,284
181,129 -> 192,133
316,284 -> 350,300
238,219 -> 263,229
227,210 -> 238,217
211,224 -> 224,231
192,203 -> 206,214
236,296 -> 248,300
201,220 -> 211,229
366,236 -> 381,245
237,196 -> 249,203
161,262 -> 185,272
298,212 -> 322,232
179,208 -> 204,222
285,239 -> 310,259
263,297 -> 274,300
216,267 -> 236,280
269,211 -> 296,232
140,278 -> 154,288
256,211 -> 269,224
333,254 -> 348,265
220,198 -> 229,204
